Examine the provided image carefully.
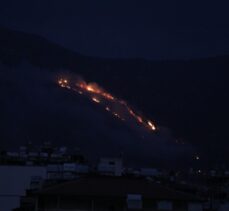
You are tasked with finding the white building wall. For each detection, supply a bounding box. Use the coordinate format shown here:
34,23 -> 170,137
0,165 -> 46,211
97,158 -> 123,176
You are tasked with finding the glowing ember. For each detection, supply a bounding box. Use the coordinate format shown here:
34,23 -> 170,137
113,112 -> 119,117
137,116 -> 143,123
76,82 -> 115,101
148,121 -> 156,131
87,86 -> 95,92
105,107 -> 110,111
92,97 -> 100,103
58,78 -> 69,87
195,155 -> 200,160
57,77 -> 157,133
113,112 -> 125,121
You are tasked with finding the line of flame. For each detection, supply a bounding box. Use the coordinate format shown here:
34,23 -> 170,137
58,78 -> 157,132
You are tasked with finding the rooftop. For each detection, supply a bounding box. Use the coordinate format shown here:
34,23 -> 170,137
38,176 -> 202,201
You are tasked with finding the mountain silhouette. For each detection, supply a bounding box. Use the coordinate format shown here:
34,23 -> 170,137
0,27 -> 228,167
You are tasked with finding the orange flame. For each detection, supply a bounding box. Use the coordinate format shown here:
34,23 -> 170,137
58,77 -> 157,133
76,82 -> 115,101
147,121 -> 156,131
58,79 -> 68,87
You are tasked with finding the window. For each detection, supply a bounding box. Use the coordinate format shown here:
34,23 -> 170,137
127,194 -> 142,209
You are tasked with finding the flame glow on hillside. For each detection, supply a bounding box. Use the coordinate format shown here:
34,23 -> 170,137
58,78 -> 157,132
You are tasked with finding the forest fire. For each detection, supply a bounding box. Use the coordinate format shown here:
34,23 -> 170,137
76,82 -> 115,101
58,77 -> 157,132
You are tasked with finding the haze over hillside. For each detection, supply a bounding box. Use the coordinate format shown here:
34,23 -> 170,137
0,27 -> 229,167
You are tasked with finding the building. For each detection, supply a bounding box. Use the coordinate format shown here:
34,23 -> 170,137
47,163 -> 89,180
0,165 -> 46,211
97,158 -> 123,176
0,143 -> 87,211
18,176 -> 204,211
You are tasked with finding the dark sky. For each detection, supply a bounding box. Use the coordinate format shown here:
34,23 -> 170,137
1,0 -> 229,59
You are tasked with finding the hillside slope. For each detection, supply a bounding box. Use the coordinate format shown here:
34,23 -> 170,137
0,27 -> 228,166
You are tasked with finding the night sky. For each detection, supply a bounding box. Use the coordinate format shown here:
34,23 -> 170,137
1,0 -> 229,59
